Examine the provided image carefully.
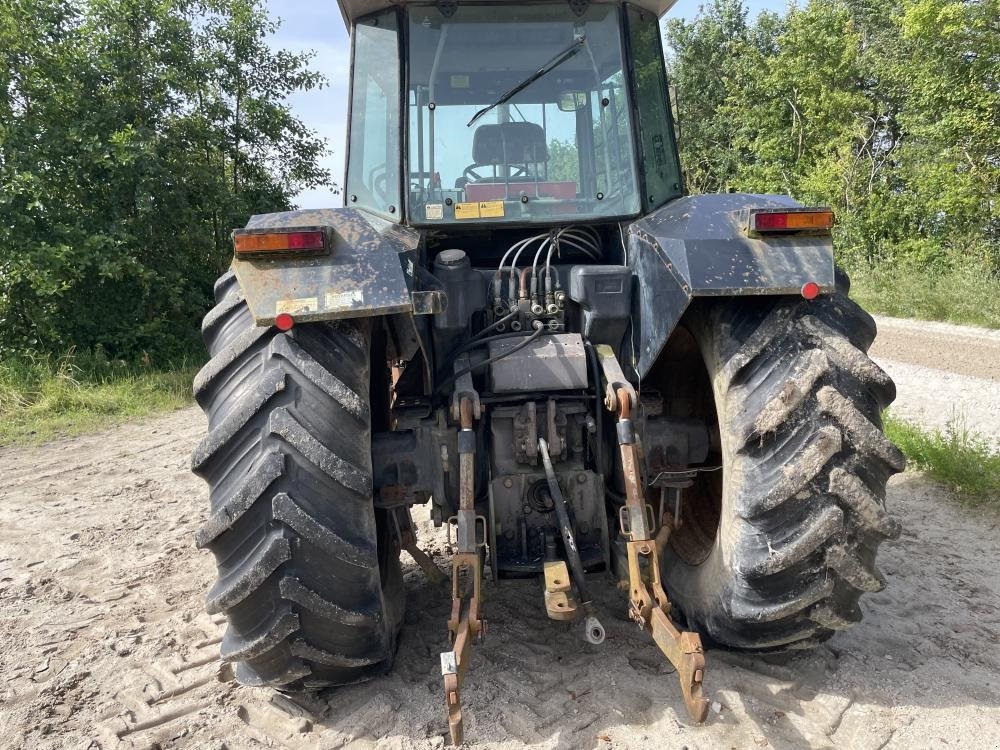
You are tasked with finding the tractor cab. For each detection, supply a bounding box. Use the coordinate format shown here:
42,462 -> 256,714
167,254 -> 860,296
343,0 -> 683,226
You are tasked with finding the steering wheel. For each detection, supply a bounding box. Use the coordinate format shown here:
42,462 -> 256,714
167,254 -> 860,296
462,164 -> 529,182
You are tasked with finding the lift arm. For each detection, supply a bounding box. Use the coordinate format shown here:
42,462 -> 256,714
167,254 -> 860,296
440,356 -> 487,746
595,345 -> 710,723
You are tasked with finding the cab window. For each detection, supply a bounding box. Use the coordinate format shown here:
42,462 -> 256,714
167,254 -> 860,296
626,5 -> 683,210
346,10 -> 401,219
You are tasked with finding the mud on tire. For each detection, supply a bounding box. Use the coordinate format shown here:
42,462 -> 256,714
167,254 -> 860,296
659,282 -> 905,650
191,270 -> 404,688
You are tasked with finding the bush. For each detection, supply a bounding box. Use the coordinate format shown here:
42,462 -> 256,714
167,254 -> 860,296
0,350 -> 197,445
848,258 -> 1000,329
0,0 -> 329,364
885,413 -> 1000,505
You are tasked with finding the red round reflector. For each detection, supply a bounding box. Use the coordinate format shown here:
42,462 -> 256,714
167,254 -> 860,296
275,312 -> 295,331
801,282 -> 820,300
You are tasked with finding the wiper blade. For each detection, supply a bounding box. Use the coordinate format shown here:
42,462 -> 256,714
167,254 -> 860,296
467,35 -> 586,127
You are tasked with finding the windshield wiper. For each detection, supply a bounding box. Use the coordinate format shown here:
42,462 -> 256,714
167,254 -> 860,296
466,35 -> 586,127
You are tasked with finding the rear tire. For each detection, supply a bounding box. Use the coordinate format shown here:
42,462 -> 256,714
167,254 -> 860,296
659,283 -> 904,650
191,270 -> 404,688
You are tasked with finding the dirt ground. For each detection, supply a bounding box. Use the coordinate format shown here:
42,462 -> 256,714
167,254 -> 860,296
1,317 -> 998,750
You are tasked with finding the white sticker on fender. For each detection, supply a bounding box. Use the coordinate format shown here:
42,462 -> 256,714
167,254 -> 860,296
276,297 -> 318,314
326,289 -> 364,309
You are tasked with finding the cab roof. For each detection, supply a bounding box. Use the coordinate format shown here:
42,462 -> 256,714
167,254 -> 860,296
335,0 -> 678,28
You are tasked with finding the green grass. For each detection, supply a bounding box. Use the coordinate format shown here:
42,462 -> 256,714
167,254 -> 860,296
885,414 -> 1000,505
849,263 -> 1000,329
0,351 -> 198,446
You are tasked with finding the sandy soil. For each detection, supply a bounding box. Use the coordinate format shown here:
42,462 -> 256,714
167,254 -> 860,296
1,319 -> 999,750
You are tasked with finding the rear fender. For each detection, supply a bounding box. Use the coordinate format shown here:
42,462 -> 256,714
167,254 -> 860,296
629,194 -> 835,378
234,207 -> 428,324
232,207 -> 437,373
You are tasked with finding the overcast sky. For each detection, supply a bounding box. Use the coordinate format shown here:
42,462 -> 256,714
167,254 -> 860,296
266,0 -> 789,209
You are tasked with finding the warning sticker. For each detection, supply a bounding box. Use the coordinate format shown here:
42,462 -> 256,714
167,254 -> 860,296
454,201 -> 505,220
276,297 -> 318,315
451,74 -> 470,88
454,202 -> 480,220
425,203 -> 444,220
478,200 -> 505,218
325,289 -> 364,309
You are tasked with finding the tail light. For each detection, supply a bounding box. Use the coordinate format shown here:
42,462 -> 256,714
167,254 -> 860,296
233,227 -> 329,257
749,208 -> 834,234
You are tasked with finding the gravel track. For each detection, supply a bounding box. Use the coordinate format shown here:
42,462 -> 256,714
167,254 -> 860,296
871,316 -> 1000,443
1,317 -> 998,750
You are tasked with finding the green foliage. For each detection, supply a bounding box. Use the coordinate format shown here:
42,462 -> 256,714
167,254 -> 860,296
665,0 -> 1000,309
0,350 -> 196,445
0,0 -> 330,363
850,262 -> 1000,329
547,139 -> 580,184
664,0 -> 759,194
885,414 -> 1000,504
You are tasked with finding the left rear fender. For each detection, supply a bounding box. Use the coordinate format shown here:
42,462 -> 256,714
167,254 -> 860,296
233,207 -> 436,325
231,207 -> 437,368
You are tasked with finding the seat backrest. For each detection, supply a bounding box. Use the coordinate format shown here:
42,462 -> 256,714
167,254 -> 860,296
472,122 -> 548,166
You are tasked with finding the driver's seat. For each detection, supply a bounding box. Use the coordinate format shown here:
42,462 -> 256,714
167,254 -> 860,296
456,122 -> 548,188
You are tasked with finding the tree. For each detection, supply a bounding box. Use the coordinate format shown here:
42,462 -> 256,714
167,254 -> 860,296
663,0 -> 999,275
664,0 -> 763,194
732,1 -> 873,241
896,0 -> 999,270
547,139 -> 580,184
0,0 -> 331,361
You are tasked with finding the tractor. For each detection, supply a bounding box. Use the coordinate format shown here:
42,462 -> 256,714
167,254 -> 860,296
191,0 -> 904,743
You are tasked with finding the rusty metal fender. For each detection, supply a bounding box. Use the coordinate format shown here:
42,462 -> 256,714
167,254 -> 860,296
628,193 -> 835,378
233,207 -> 436,327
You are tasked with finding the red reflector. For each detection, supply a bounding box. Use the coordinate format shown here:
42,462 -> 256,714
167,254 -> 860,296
233,230 -> 326,255
801,281 -> 820,300
275,313 -> 295,331
750,209 -> 834,233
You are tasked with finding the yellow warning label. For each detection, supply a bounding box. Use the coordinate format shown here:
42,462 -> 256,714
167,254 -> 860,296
451,74 -> 470,88
478,200 -> 505,218
454,202 -> 480,219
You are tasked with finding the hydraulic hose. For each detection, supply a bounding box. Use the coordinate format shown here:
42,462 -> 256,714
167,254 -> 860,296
584,341 -> 604,476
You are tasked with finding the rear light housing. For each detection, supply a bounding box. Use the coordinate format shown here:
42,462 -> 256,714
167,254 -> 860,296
233,227 -> 329,257
748,208 -> 835,235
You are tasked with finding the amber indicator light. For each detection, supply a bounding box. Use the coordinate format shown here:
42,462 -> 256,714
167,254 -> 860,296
233,230 -> 326,255
750,209 -> 835,233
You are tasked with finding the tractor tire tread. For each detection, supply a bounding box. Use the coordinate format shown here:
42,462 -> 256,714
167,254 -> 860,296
672,284 -> 903,651
192,272 -> 402,689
